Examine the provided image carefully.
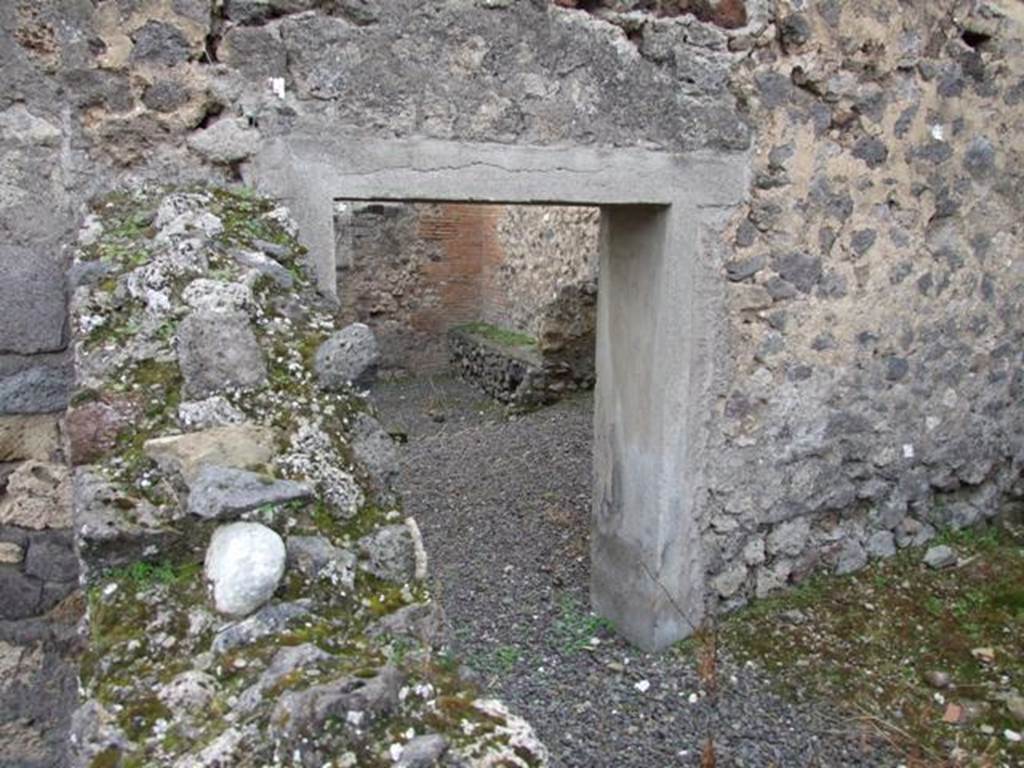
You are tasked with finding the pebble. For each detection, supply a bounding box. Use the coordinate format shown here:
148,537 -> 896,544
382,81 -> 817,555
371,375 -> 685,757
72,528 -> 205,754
970,647 -> 996,664
923,670 -> 951,689
922,545 -> 957,569
1005,694 -> 1024,722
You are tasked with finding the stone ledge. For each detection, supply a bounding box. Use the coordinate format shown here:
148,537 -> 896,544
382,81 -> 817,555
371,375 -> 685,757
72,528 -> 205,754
448,324 -> 593,408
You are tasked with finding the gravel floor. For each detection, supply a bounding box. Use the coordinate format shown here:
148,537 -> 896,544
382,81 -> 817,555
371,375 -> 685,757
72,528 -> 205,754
371,374 -> 896,768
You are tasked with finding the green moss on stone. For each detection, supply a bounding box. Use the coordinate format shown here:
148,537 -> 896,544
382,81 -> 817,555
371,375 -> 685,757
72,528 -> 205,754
74,183 -> 544,768
456,322 -> 536,349
89,747 -> 122,768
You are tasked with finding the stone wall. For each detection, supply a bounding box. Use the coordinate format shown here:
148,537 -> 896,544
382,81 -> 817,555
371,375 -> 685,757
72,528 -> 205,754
449,324 -> 596,409
336,202 -> 600,375
64,185 -> 547,767
0,6 -> 86,758
0,0 -> 1022,752
0,442 -> 80,768
336,202 -> 507,374
697,1 -> 1024,609
0,3 -> 81,746
487,206 -> 601,339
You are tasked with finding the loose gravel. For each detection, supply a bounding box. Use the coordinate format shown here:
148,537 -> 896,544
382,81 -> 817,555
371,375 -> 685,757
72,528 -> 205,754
372,374 -> 895,767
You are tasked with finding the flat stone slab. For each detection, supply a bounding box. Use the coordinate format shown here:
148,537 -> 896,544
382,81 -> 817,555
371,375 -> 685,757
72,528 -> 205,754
0,365 -> 70,415
923,544 -> 958,570
0,246 -> 66,355
350,413 -> 397,491
357,523 -> 419,584
144,424 -> 277,484
286,535 -> 356,590
367,602 -> 442,646
0,461 -> 72,530
23,530 -> 78,583
269,665 -> 404,743
68,395 -> 142,465
74,470 -> 178,572
236,643 -> 331,713
0,569 -> 43,620
211,600 -> 311,655
395,734 -> 448,768
177,396 -> 246,431
0,541 -> 24,564
0,414 -> 62,462
187,465 -> 313,520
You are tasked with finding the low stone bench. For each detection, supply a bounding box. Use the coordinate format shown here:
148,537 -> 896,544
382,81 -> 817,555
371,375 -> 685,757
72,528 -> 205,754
447,323 -> 594,409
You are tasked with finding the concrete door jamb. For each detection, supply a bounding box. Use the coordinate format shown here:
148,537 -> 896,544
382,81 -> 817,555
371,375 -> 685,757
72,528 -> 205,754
246,136 -> 747,651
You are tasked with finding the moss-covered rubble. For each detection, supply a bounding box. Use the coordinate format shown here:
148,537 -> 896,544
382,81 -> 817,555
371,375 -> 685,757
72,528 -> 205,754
67,185 -> 548,768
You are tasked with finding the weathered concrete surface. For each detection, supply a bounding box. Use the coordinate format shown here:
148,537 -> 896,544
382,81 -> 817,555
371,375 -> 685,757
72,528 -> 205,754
246,135 -> 746,296
592,206 -> 712,649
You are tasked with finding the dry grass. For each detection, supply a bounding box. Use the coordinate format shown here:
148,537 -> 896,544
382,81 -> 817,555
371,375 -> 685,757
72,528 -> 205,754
700,737 -> 717,767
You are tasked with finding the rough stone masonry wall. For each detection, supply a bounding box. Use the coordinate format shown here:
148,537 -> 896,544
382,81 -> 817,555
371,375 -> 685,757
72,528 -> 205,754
448,326 -> 596,409
336,202 -> 599,376
447,329 -> 549,408
4,3 -> 748,756
64,185 -> 547,768
1,6 -> 94,764
336,203 -> 508,374
697,0 -> 1024,607
1,0 -> 1023,757
485,205 -> 601,340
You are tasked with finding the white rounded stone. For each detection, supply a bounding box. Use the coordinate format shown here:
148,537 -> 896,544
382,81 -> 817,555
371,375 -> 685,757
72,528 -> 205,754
204,522 -> 286,617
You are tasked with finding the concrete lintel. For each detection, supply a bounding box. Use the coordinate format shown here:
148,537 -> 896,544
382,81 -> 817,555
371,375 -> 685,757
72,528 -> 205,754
253,134 -> 734,204
245,136 -> 747,295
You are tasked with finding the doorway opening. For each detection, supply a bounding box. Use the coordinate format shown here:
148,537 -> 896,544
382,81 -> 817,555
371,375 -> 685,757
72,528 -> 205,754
249,136 -> 748,653
334,200 -> 602,754
243,133 -> 750,764
326,190 -> 698,654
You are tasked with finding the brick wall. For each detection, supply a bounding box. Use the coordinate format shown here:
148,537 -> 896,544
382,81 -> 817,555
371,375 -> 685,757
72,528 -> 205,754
335,202 -> 600,375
